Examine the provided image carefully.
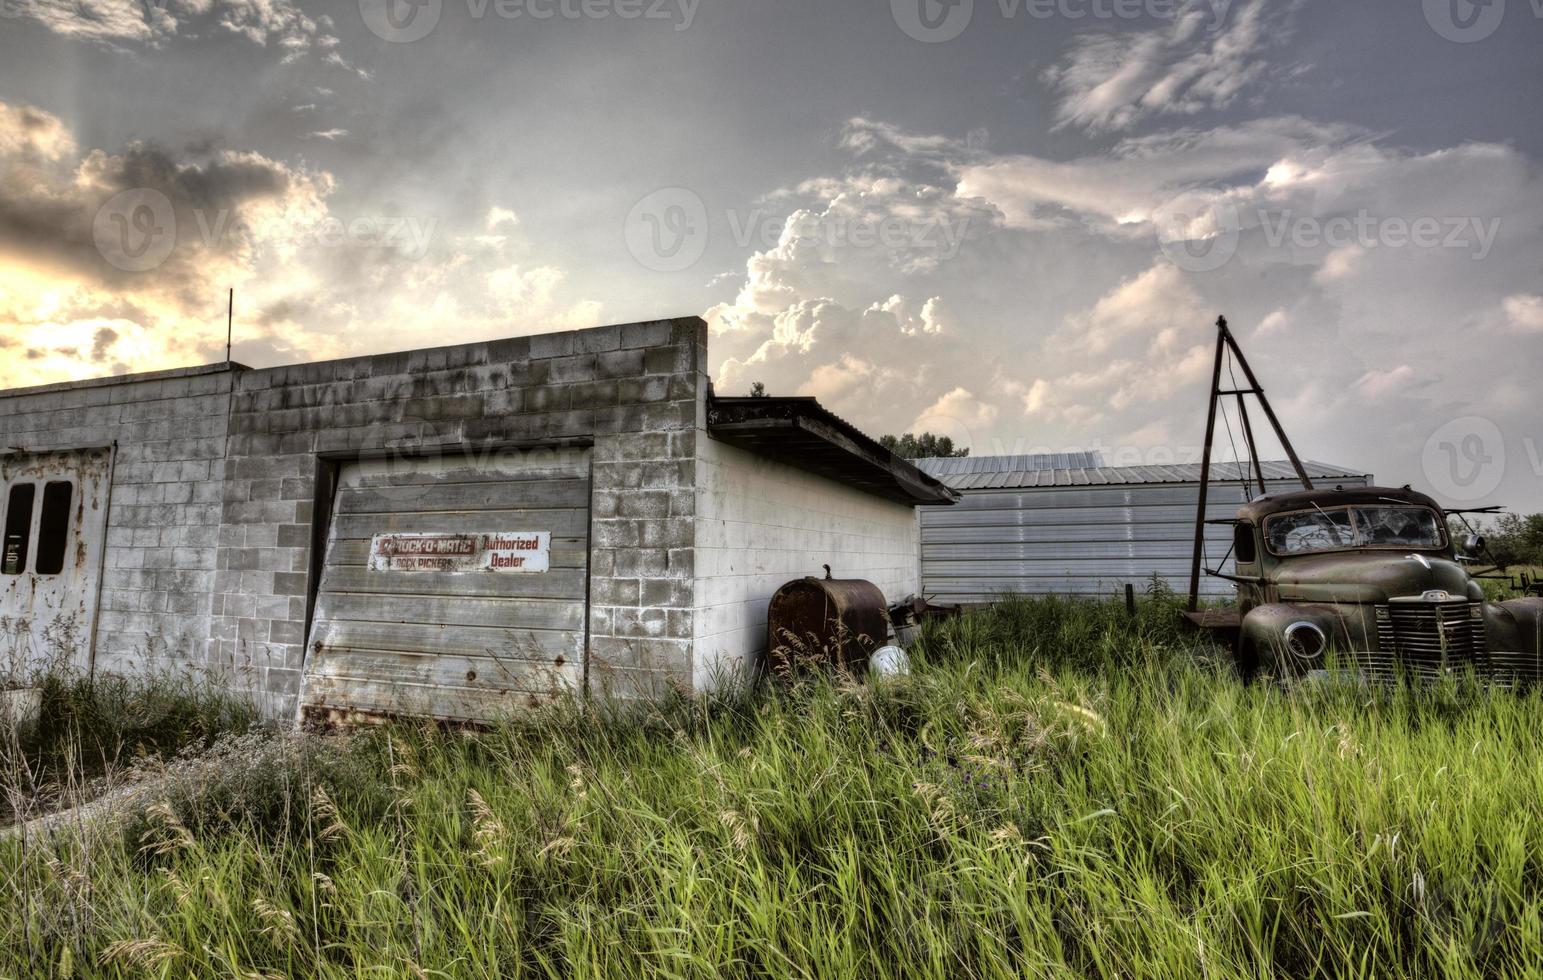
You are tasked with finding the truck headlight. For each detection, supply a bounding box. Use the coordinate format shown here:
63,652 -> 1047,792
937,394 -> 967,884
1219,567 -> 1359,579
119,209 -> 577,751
1284,621 -> 1328,661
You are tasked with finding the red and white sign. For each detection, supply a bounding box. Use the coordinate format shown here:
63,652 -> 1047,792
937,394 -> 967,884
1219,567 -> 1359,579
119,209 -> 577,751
368,531 -> 551,573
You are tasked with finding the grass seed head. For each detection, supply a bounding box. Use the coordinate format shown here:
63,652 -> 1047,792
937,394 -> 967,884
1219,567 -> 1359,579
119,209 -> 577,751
252,897 -> 300,946
102,938 -> 181,969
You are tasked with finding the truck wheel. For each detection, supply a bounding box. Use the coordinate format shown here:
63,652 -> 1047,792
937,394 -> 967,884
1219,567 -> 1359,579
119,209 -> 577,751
1259,641 -> 1305,687
1234,640 -> 1260,683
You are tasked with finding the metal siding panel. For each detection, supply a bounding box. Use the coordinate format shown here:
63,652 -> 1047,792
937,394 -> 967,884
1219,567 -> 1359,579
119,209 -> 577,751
919,476 -> 1370,598
309,619 -> 582,660
328,509 -> 590,540
318,566 -> 589,601
333,478 -> 591,515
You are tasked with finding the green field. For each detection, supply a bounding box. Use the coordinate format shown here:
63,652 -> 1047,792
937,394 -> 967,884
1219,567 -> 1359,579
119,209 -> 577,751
4,597 -> 1541,979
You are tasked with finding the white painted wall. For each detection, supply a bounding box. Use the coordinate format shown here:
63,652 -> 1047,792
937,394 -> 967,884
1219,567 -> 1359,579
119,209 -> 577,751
692,436 -> 921,689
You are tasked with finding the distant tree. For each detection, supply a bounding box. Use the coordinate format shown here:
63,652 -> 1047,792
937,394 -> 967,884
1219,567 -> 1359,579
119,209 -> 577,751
749,381 -> 767,397
1476,512 -> 1543,567
879,432 -> 969,459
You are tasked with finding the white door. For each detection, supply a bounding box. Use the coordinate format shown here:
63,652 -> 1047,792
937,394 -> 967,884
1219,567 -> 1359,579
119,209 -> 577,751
299,446 -> 591,725
0,448 -> 112,680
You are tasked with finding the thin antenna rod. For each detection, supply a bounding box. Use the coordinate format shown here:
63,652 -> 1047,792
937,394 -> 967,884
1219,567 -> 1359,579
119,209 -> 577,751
225,288 -> 234,365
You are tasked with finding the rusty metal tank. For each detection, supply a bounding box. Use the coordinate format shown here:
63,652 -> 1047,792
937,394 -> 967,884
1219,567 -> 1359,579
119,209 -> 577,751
767,567 -> 889,677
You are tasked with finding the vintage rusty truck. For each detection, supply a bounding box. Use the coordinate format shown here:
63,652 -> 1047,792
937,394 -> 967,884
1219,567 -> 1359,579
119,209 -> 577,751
1217,485 -> 1543,685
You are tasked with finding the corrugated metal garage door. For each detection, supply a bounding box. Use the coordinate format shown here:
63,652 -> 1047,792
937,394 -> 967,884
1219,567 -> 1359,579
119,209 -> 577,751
299,448 -> 591,724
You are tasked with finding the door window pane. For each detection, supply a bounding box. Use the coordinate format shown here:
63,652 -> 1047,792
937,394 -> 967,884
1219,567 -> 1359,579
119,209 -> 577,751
2,484 -> 35,575
35,481 -> 74,576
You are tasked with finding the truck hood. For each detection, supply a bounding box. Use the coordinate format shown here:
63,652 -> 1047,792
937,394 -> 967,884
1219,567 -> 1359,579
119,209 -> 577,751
1272,552 -> 1480,603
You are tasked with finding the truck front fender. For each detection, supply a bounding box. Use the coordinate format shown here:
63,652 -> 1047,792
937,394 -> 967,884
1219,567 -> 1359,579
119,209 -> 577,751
1241,603 -> 1345,675
1492,597 -> 1543,656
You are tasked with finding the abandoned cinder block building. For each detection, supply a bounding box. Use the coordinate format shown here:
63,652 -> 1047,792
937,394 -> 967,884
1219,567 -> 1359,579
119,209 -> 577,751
0,318 -> 955,722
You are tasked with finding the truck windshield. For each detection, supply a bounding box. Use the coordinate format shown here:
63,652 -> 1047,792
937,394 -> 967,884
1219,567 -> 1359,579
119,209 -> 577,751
1264,505 -> 1446,556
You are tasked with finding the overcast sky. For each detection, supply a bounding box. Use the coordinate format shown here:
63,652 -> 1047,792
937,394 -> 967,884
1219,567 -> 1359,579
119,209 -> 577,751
1,0 -> 1540,510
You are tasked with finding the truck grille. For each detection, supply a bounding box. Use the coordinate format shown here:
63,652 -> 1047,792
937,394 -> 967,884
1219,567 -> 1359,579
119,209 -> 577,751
1488,650 -> 1543,687
1367,601 -> 1487,681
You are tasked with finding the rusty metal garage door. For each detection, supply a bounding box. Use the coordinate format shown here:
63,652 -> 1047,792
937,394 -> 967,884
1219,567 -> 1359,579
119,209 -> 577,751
299,447 -> 591,724
1,448 -> 112,679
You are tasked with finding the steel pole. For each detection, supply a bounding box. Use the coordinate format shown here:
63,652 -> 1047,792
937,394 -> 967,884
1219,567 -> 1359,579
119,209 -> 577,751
1188,317 -> 1228,611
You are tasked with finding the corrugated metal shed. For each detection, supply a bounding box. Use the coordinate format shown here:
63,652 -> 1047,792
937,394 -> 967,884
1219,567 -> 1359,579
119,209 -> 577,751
914,458 -> 1373,601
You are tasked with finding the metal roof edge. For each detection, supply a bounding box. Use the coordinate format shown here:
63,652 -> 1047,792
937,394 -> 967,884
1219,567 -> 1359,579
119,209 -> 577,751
706,395 -> 958,505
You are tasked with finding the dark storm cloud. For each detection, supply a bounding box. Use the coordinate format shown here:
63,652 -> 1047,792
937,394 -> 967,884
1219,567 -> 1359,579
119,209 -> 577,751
90,326 -> 118,361
0,103 -> 318,298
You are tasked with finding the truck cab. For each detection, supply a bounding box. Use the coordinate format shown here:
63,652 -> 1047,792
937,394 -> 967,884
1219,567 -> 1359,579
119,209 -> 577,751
1227,486 -> 1543,684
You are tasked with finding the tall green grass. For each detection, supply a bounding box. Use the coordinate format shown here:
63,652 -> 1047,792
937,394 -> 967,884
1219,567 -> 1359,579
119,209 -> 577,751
4,597 -> 1541,978
2,670 -> 259,825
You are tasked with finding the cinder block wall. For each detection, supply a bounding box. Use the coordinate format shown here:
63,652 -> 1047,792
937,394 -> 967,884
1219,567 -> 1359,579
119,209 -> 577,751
691,437 -> 921,688
0,366 -> 236,679
212,318 -> 708,717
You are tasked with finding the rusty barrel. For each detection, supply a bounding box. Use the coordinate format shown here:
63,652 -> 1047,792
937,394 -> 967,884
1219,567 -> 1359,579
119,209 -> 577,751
767,576 -> 888,676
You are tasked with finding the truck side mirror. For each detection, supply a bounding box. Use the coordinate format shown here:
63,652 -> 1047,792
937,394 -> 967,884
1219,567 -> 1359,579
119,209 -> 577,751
1463,533 -> 1484,555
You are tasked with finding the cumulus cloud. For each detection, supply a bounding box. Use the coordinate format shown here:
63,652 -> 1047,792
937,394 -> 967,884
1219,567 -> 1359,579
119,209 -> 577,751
1043,0 -> 1299,134
485,207 -> 520,232
699,141 -> 1005,437
912,387 -> 999,445
0,101 -> 602,389
1019,263 -> 1214,430
697,105 -> 1542,474
0,102 -> 76,163
12,0 -> 363,72
1255,309 -> 1290,336
1314,245 -> 1363,283
1352,365 -> 1421,401
1503,294 -> 1543,334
